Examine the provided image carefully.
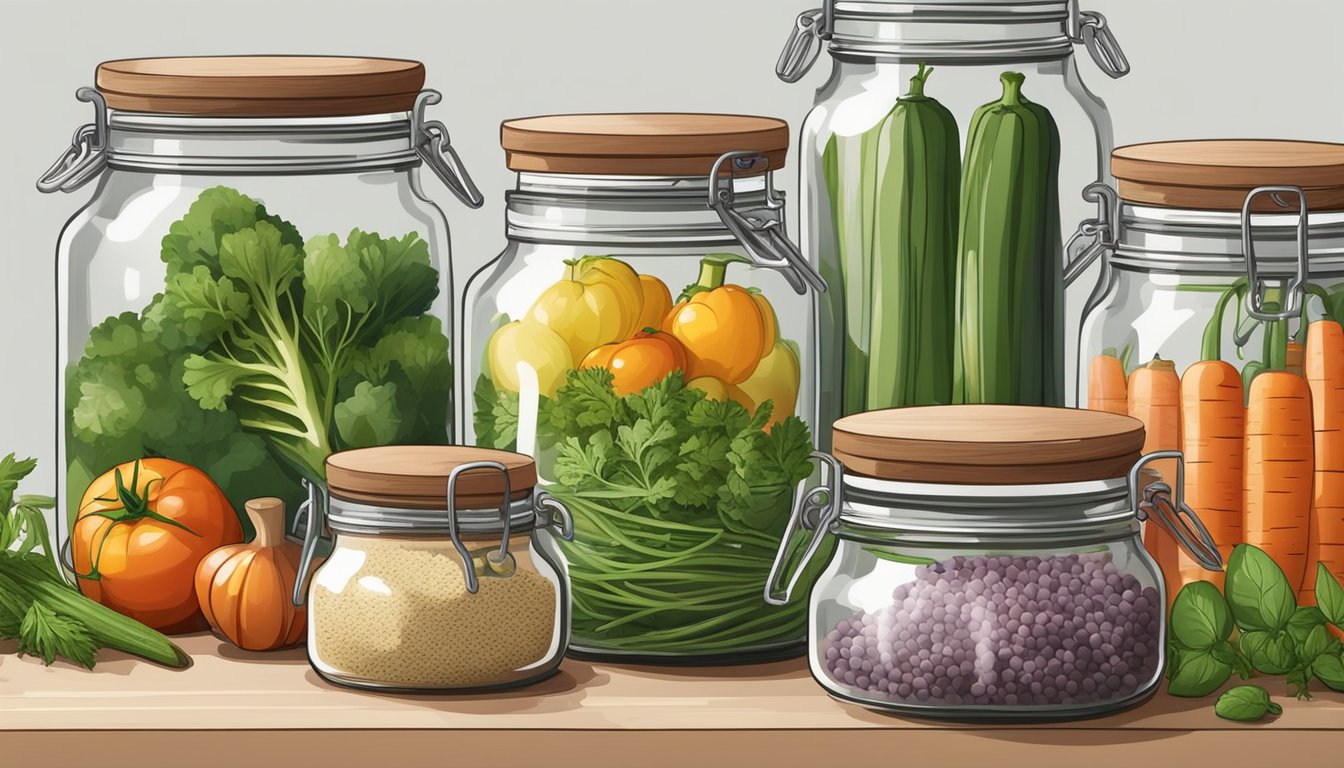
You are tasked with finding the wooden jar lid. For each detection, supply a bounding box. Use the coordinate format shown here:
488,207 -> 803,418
500,113 -> 789,176
95,56 -> 426,117
832,405 -> 1146,485
326,446 -> 537,510
1112,140 -> 1344,212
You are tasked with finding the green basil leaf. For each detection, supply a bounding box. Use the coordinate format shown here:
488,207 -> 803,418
1170,580 -> 1233,649
1241,629 -> 1299,675
1209,641 -> 1239,667
1287,606 -> 1328,645
1225,544 -> 1296,632
1300,623 -> 1340,664
1316,563 -> 1344,627
1214,685 -> 1278,722
1313,653 -> 1344,692
1166,648 -> 1233,698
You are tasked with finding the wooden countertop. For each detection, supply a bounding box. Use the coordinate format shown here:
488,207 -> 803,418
3,633 -> 1341,767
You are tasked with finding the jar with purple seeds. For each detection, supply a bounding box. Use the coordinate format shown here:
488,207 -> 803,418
765,405 -> 1223,721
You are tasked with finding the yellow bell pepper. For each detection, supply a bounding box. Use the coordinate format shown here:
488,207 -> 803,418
663,256 -> 767,385
736,342 -> 800,428
636,274 -> 673,332
487,320 -> 574,398
751,291 -> 778,360
527,256 -> 643,362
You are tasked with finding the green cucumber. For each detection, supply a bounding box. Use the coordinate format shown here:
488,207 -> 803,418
953,71 -> 1063,405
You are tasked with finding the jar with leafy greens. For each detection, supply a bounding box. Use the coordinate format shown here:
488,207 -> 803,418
776,1 -> 1128,437
40,57 -> 482,555
464,114 -> 828,662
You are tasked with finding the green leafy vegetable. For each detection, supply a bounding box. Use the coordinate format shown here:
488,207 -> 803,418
1312,652 -> 1344,692
479,367 -> 820,653
1215,685 -> 1281,722
1167,648 -> 1233,698
17,602 -> 97,669
1225,544 -> 1296,632
66,187 -> 453,521
1170,580 -> 1233,650
1316,563 -> 1344,626
1239,629 -> 1298,675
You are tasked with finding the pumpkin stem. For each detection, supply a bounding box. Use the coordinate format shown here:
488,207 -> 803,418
245,498 -> 286,548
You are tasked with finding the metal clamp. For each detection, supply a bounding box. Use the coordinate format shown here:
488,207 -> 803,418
446,461 -> 514,595
1241,186 -> 1309,322
293,480 -> 330,608
776,8 -> 829,83
1064,182 -> 1120,288
1069,6 -> 1130,78
36,88 -> 108,194
412,90 -> 485,209
1127,451 -> 1223,572
708,151 -> 828,296
764,452 -> 844,606
534,489 -> 575,542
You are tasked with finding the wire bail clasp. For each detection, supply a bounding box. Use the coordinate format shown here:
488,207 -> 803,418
708,151 -> 827,296
413,90 -> 485,209
1068,3 -> 1129,78
765,452 -> 844,606
1064,182 -> 1120,288
1128,451 -> 1223,574
776,7 -> 830,83
445,461 -> 515,595
37,88 -> 109,194
292,479 -> 330,608
1241,185 -> 1310,322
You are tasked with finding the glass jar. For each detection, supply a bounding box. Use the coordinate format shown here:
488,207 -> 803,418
1074,140 -> 1344,601
767,405 -> 1222,721
295,446 -> 573,692
463,114 -> 829,662
777,1 -> 1129,435
40,57 -> 482,550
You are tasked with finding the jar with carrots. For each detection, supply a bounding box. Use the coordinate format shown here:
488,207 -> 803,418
1073,140 -> 1344,606
463,113 -> 828,661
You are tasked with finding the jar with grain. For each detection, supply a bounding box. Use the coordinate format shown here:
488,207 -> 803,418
766,406 -> 1224,721
295,446 -> 573,692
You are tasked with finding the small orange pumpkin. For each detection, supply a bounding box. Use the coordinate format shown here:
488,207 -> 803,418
194,498 -> 306,651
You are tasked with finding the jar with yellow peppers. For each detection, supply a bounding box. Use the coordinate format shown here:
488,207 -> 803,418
463,114 -> 829,662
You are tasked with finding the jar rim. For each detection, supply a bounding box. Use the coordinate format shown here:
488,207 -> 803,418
326,494 -> 539,537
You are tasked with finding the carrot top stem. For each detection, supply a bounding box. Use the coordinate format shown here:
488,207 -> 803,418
1202,280 -> 1246,362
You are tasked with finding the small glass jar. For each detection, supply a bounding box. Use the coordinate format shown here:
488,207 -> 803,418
40,56 -> 482,548
463,114 -> 829,662
776,1 -> 1130,432
1073,140 -> 1344,598
294,446 -> 573,693
767,405 -> 1222,721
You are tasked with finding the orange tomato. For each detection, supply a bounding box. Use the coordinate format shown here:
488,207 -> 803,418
581,331 -> 688,397
74,458 -> 243,633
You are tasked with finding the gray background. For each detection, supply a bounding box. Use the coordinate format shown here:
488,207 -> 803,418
2,0 -> 1341,494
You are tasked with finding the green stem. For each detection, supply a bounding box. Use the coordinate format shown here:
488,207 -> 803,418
906,62 -> 932,98
998,71 -> 1026,106
1202,280 -> 1247,361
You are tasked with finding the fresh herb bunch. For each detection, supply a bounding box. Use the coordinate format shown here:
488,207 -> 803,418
1167,543 -> 1344,707
476,368 -> 820,652
0,454 -> 188,669
66,186 -> 453,518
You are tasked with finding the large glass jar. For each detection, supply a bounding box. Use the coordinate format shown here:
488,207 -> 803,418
463,114 -> 829,662
777,1 -> 1129,437
767,405 -> 1223,721
295,446 -> 573,692
1075,140 -> 1344,604
40,57 -> 481,556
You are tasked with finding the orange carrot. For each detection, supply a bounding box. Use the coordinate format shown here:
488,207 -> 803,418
1244,370 -> 1314,593
1300,320 -> 1344,604
1179,360 -> 1244,592
1088,352 -> 1128,415
1128,356 -> 1182,603
1287,341 -> 1306,378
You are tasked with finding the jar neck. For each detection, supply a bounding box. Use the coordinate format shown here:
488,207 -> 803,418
105,110 -> 421,175
505,172 -> 771,247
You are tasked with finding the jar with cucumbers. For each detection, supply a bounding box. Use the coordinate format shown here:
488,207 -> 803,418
41,57 -> 481,561
464,114 -> 828,662
776,0 -> 1129,440
1076,140 -> 1344,610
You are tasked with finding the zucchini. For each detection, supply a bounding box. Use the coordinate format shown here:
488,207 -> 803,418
866,64 -> 959,409
953,71 -> 1063,405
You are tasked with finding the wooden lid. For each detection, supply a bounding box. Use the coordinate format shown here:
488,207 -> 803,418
1112,140 -> 1344,212
500,113 -> 789,176
95,56 -> 425,117
326,446 -> 536,510
832,406 -> 1146,485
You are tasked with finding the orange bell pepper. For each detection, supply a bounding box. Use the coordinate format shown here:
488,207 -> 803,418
662,256 -> 767,385
580,330 -> 688,397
